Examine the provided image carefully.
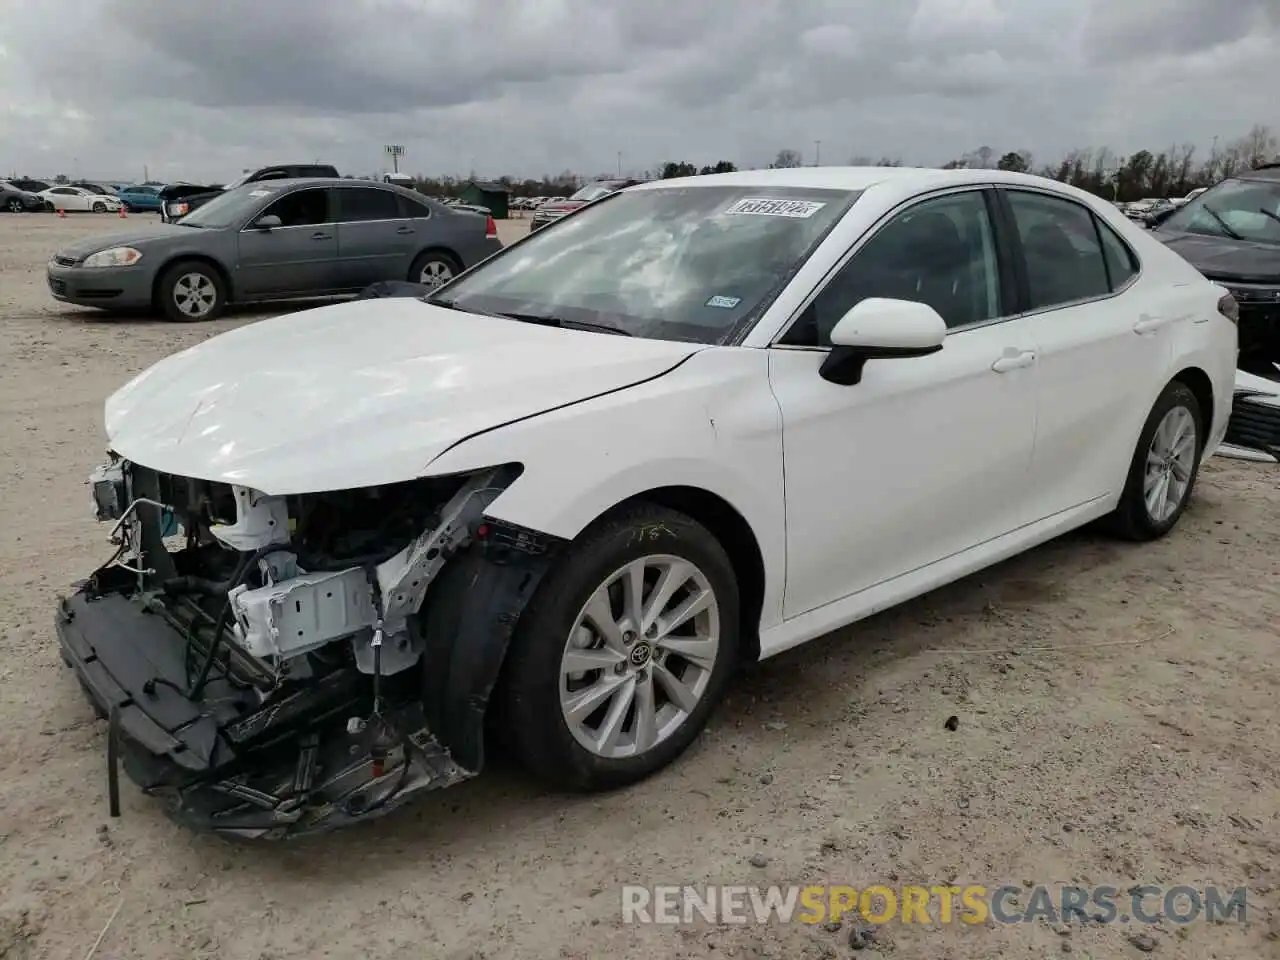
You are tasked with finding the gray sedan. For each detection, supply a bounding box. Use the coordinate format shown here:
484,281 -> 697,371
46,178 -> 503,321
1,181 -> 46,213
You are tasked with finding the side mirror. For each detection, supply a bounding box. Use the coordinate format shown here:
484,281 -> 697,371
820,298 -> 947,386
1146,207 -> 1175,227
253,214 -> 282,230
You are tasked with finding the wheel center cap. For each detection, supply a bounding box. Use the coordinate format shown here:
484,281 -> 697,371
629,642 -> 652,668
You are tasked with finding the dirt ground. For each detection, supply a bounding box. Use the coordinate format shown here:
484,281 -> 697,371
0,212 -> 1277,960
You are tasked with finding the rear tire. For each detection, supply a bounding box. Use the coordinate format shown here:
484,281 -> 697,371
157,260 -> 227,322
501,504 -> 739,792
409,250 -> 460,290
1103,380 -> 1204,541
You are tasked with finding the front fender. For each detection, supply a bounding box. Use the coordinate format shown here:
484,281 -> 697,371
422,346 -> 788,628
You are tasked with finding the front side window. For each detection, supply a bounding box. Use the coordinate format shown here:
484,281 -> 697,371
783,190 -> 1002,346
1004,190 -> 1111,309
1158,176 -> 1280,247
258,188 -> 330,227
434,186 -> 856,344
336,187 -> 400,222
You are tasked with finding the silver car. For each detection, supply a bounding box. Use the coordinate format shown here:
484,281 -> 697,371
46,178 -> 503,321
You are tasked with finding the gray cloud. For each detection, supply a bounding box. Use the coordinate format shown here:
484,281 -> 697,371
0,0 -> 1276,183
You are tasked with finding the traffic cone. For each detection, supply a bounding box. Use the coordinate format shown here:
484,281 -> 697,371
118,206 -> 127,219
57,208 -> 65,218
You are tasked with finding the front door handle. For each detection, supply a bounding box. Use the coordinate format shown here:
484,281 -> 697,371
311,231 -> 332,241
991,350 -> 1036,373
395,226 -> 415,235
1133,313 -> 1167,335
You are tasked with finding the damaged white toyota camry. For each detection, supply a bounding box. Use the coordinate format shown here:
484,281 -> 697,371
57,167 -> 1238,838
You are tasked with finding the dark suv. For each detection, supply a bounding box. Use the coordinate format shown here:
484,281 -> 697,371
161,163 -> 340,222
1151,163 -> 1280,376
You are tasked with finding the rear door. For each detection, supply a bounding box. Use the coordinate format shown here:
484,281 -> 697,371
996,187 -> 1173,519
332,186 -> 415,288
235,186 -> 340,297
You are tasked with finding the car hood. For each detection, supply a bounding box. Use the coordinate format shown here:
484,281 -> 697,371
1153,230 -> 1280,284
104,299 -> 702,494
56,224 -> 199,259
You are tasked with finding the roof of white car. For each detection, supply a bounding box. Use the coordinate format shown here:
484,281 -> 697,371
633,165 -> 1057,194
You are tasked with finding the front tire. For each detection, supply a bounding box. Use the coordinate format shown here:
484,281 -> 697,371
92,201 -> 106,213
157,260 -> 227,322
1105,380 -> 1204,540
501,504 -> 739,791
4,198 -> 22,213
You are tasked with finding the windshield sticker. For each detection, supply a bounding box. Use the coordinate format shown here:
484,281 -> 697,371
706,295 -> 742,309
723,197 -> 826,219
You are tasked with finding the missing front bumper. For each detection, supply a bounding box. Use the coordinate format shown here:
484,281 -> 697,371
55,588 -> 473,840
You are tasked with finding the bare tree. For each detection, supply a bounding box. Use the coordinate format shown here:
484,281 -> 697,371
772,149 -> 803,168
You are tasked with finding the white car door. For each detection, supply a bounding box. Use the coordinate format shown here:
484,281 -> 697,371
997,188 -> 1174,520
55,187 -> 88,211
768,187 -> 1039,619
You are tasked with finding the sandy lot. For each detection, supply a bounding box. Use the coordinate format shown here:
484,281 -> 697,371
0,212 -> 1277,960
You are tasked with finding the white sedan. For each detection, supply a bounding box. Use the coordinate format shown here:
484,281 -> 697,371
57,167 -> 1237,837
38,185 -> 122,213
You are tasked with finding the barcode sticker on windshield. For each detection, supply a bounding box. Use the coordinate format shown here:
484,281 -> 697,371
706,295 -> 742,309
723,198 -> 826,219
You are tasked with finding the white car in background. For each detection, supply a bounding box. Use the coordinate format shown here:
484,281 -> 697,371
56,167 -> 1237,838
38,185 -> 122,213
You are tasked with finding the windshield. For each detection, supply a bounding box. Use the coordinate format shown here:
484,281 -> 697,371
569,184 -> 617,203
434,185 -> 857,344
1160,177 -> 1280,246
178,183 -> 279,228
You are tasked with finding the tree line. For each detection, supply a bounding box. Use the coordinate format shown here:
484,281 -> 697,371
18,124 -> 1274,203
413,122 -> 1277,204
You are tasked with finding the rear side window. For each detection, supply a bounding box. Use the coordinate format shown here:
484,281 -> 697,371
337,188 -> 400,222
1004,190 -> 1111,310
1096,219 -> 1139,290
397,193 -> 433,218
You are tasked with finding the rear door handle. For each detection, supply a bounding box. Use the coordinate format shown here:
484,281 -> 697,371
1133,313 -> 1168,335
311,231 -> 332,241
991,350 -> 1036,373
395,226 -> 415,235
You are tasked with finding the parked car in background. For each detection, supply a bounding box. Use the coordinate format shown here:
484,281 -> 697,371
71,182 -> 119,196
116,184 -> 165,212
0,181 -> 46,212
7,178 -> 51,194
38,185 -> 122,213
162,163 -> 340,222
54,167 -> 1236,838
1171,187 -> 1207,208
47,177 -> 501,321
528,179 -> 643,231
1150,162 -> 1280,377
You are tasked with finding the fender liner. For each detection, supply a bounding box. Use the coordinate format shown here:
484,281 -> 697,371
417,517 -> 566,772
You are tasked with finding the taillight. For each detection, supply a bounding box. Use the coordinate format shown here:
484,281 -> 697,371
1217,292 -> 1239,324
485,215 -> 497,239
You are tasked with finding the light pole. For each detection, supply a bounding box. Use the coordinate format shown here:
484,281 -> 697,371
617,152 -> 622,177
814,140 -> 821,166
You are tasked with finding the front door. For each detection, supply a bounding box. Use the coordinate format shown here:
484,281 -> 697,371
333,186 -> 416,289
997,188 -> 1174,520
236,187 -> 339,298
769,188 -> 1039,618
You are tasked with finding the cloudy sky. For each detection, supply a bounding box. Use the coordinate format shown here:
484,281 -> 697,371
1,0 -> 1276,184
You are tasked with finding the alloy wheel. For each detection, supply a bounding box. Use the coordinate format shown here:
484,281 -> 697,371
419,260 -> 454,287
559,554 -> 721,760
172,272 -> 217,319
1143,405 -> 1197,523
